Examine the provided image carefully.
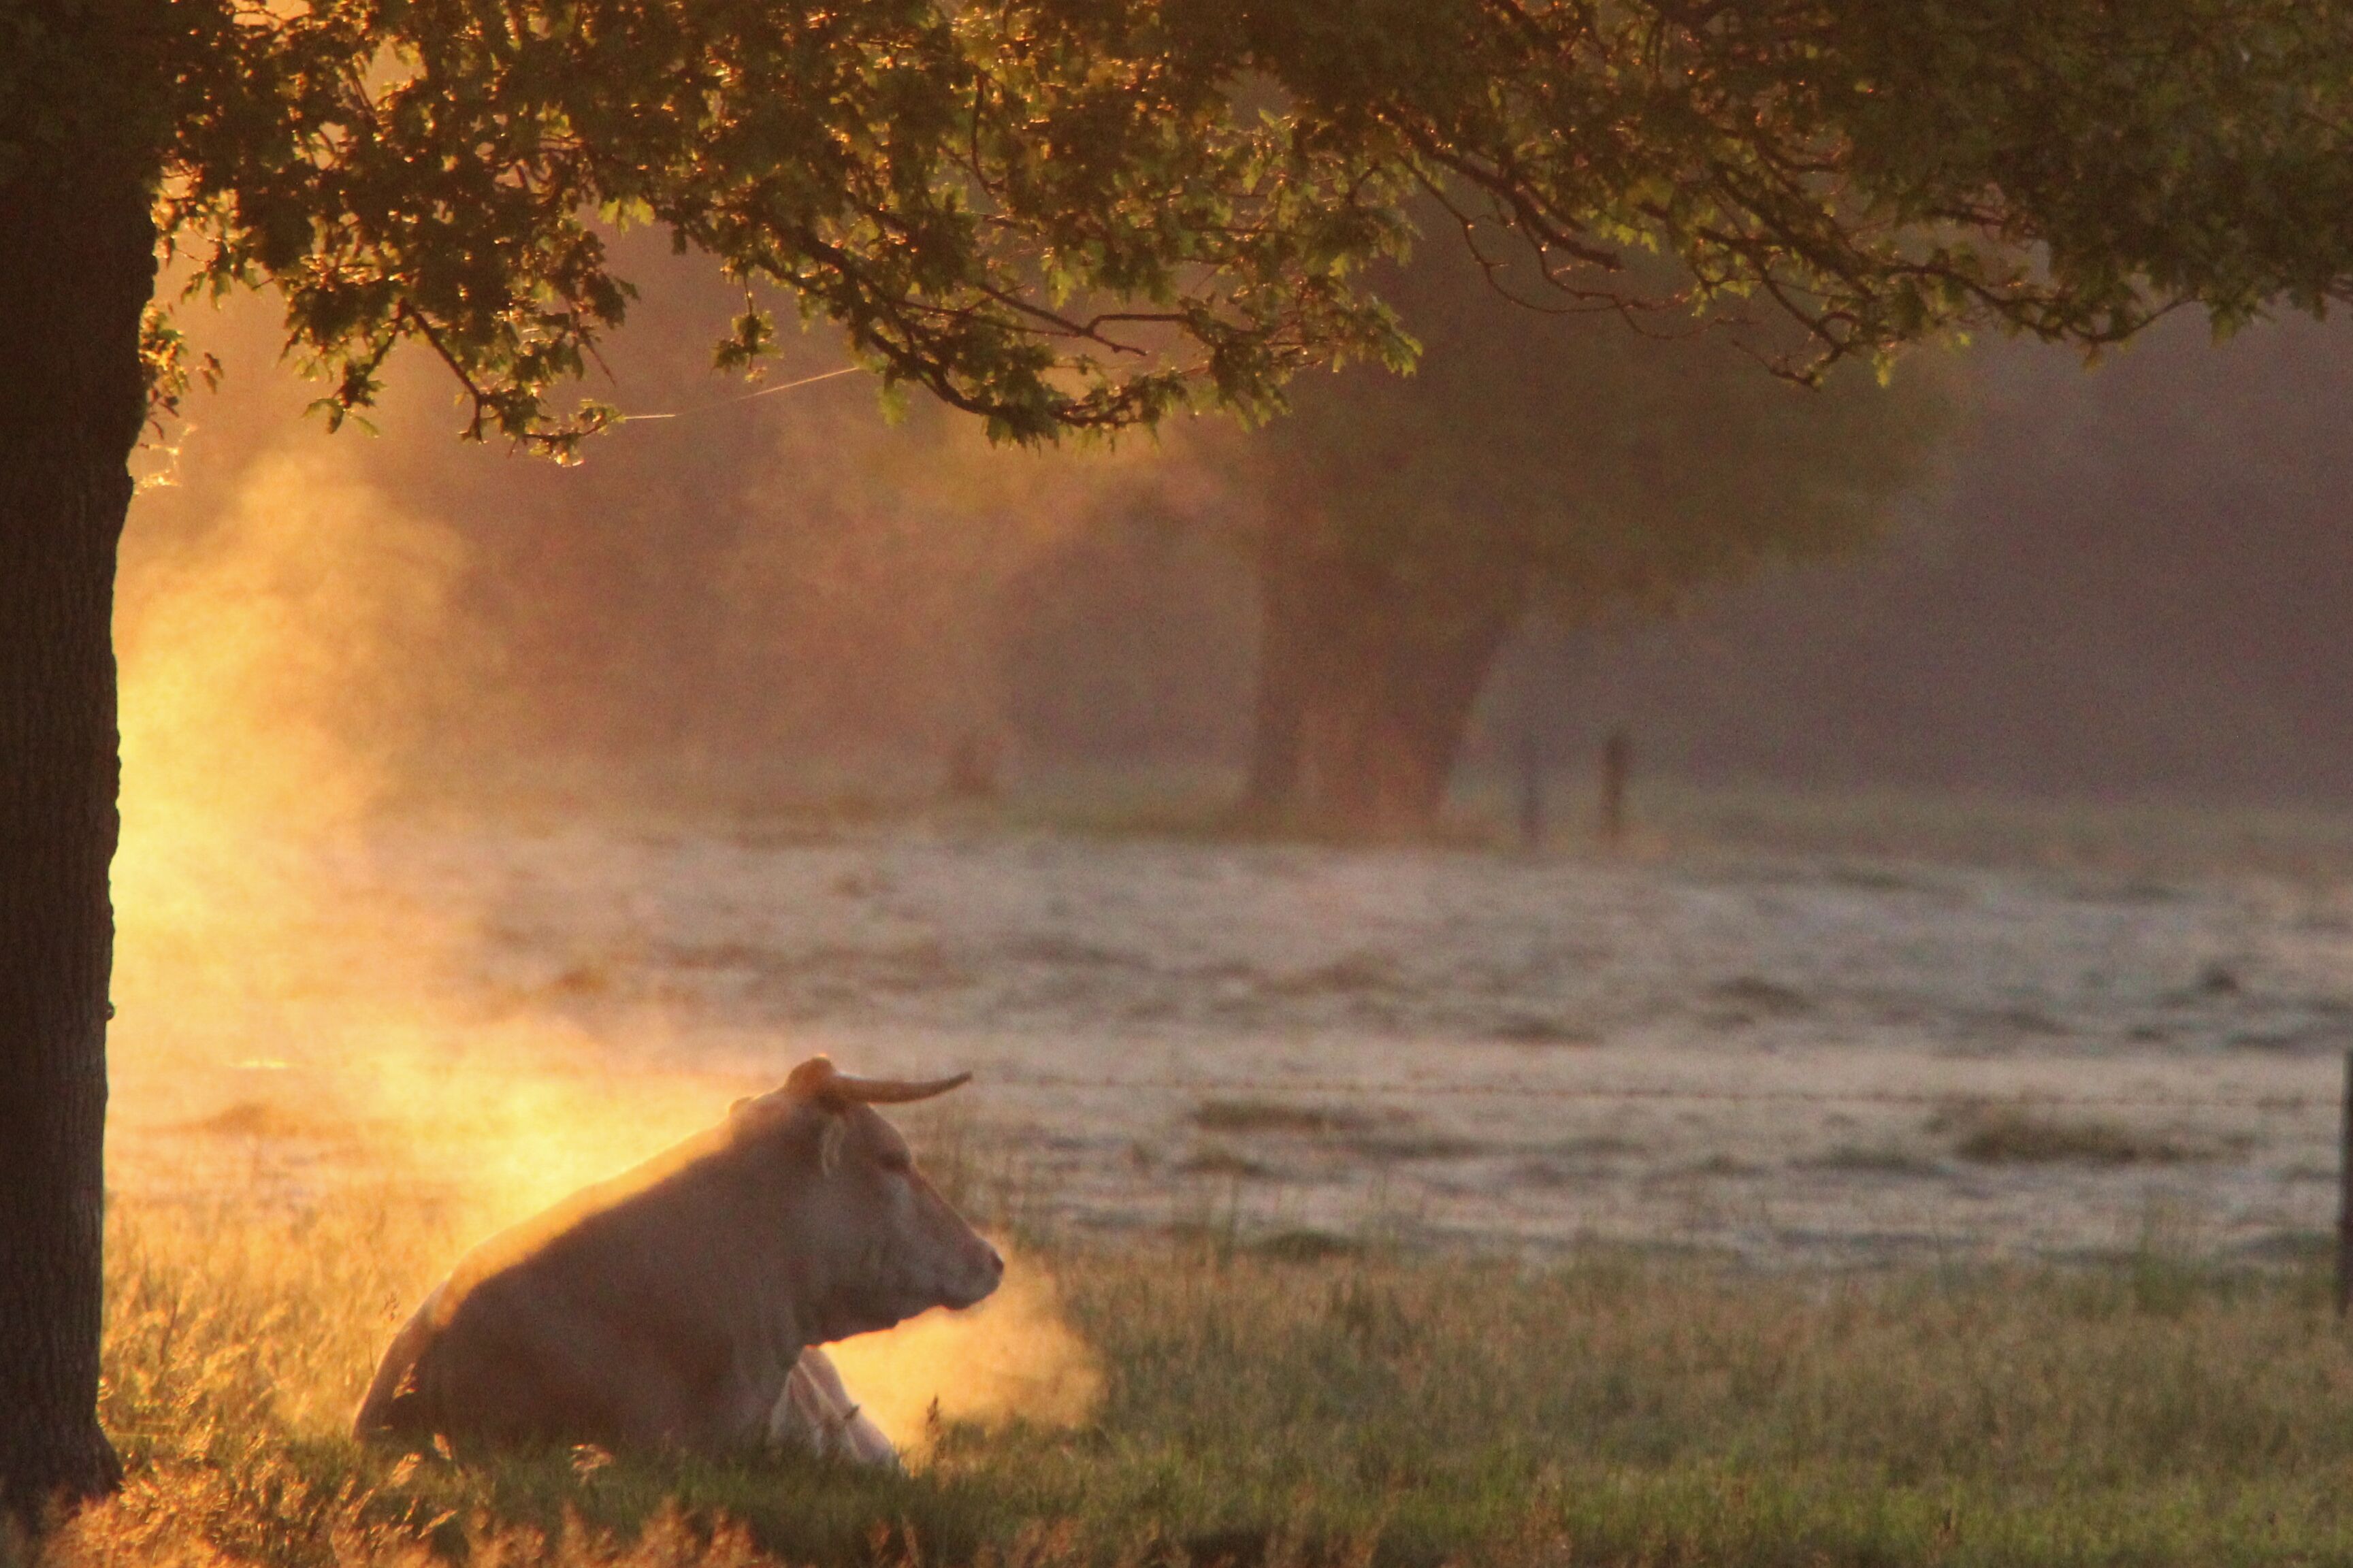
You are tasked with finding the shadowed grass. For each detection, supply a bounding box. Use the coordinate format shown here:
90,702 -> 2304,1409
35,1189 -> 2353,1567
1931,1101 -> 2209,1166
1190,1101 -> 1375,1137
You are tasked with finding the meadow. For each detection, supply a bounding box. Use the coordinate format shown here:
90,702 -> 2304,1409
86,306 -> 2353,1567
52,778 -> 2353,1568
27,1177 -> 2353,1568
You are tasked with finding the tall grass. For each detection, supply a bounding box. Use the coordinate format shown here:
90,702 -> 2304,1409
34,1190 -> 2353,1567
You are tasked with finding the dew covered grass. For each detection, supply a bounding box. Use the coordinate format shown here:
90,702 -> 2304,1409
28,1184 -> 2353,1568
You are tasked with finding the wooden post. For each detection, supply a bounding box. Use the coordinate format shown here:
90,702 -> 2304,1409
1599,727 -> 1631,847
1516,715 -> 1545,852
945,730 -> 1001,801
2337,1047 -> 2352,1318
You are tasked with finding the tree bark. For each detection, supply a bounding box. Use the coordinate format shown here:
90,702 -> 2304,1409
0,169 -> 155,1524
1241,505 -> 1523,838
1236,514 -> 1319,823
1307,590 -> 1516,836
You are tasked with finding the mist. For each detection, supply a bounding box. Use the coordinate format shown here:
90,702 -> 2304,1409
1474,312 -> 2353,808
106,237 -> 2353,1462
110,244 -> 1159,1448
133,258 -> 2353,823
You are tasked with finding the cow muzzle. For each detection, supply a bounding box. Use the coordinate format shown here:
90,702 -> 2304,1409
939,1235 -> 1005,1311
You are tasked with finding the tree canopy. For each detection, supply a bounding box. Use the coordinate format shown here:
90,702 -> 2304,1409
1264,241 -> 1954,614
14,0 -> 2352,456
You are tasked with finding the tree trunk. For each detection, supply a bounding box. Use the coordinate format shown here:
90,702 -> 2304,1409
1236,515 -> 1319,823
0,169 -> 155,1524
1298,574 -> 1517,837
1241,506 -> 1523,838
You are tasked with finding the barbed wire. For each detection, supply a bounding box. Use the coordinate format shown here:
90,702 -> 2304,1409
984,1071 -> 2337,1113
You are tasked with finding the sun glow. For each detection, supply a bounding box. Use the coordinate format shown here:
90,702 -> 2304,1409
108,434 -> 1099,1453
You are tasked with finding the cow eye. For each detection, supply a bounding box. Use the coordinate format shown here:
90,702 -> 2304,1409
878,1149 -> 913,1175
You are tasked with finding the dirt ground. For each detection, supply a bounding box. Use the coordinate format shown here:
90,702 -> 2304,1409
108,813 -> 2353,1268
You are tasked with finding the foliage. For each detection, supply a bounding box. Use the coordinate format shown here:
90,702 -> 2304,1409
1242,0 -> 2353,357
42,1186 -> 2353,1568
1226,221 -> 1955,838
10,0 -> 2353,455
1835,1 -> 2353,333
1259,230 -> 1957,617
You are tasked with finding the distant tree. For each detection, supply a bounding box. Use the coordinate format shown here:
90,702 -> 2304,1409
995,502 -> 1259,766
9,0 -> 2353,1523
1239,237 -> 1953,835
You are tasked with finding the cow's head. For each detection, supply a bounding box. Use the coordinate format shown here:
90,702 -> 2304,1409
732,1056 -> 1003,1341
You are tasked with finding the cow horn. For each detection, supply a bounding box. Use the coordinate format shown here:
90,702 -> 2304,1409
781,1056 -> 971,1105
828,1071 -> 973,1105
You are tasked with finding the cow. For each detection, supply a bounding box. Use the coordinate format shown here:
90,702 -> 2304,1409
768,1344 -> 898,1467
353,1055 -> 1001,1462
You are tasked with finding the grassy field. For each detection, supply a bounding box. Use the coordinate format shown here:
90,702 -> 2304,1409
60,772 -> 2353,1566
442,755 -> 2353,880
31,1185 -> 2353,1568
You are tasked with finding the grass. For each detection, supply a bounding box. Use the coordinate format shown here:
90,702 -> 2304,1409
1190,1101 -> 1374,1137
1448,768 -> 2353,877
1184,1102 -> 1477,1165
424,753 -> 2353,896
1800,1144 -> 1945,1177
1175,1146 -> 1276,1178
32,1184 -> 2353,1568
425,749 -> 2353,884
1930,1101 -> 2209,1166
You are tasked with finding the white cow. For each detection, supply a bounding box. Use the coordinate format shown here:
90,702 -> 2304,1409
354,1056 -> 999,1459
768,1345 -> 899,1467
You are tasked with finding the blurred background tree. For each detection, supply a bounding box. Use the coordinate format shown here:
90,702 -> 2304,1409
1234,233 -> 1954,836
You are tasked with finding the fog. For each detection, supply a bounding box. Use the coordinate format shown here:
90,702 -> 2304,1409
131,255 -> 2353,817
1480,312 -> 2353,807
105,246 -> 2353,1446
127,242 -> 1261,820
110,248 -> 1163,1450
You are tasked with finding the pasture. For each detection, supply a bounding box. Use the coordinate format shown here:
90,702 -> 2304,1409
39,1185 -> 2353,1568
44,784 -> 2353,1565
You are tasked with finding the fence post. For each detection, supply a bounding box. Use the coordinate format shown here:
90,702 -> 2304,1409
1599,727 -> 1631,847
2337,1047 -> 2352,1318
1517,719 -> 1545,852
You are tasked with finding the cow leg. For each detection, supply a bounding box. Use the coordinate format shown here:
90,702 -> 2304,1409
797,1347 -> 900,1467
769,1348 -> 900,1469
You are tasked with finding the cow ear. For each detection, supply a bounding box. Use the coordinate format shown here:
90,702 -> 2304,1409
784,1056 -> 841,1102
818,1115 -> 848,1178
